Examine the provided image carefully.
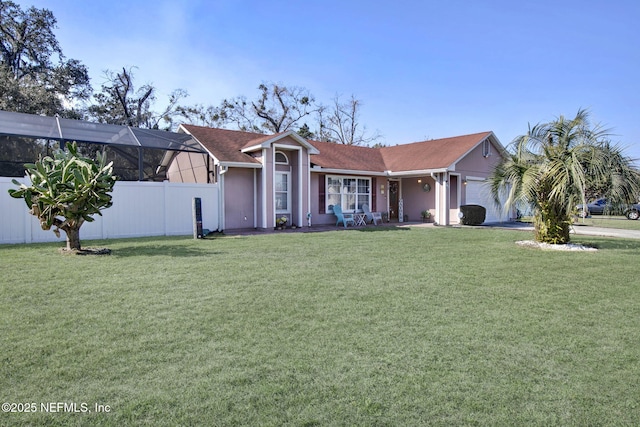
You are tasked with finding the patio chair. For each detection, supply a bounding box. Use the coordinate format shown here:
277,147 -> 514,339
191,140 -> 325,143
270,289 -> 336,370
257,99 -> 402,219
362,204 -> 382,225
333,204 -> 355,228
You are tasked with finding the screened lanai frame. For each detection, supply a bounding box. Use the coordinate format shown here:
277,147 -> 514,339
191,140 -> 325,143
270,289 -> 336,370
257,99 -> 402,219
0,110 -> 207,180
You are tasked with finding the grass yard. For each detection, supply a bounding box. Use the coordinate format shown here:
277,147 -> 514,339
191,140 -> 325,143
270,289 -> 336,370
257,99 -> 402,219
572,216 -> 640,231
1,227 -> 639,426
520,215 -> 640,231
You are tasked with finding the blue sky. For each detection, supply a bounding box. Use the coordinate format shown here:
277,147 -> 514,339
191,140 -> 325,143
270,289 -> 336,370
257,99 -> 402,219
18,0 -> 640,160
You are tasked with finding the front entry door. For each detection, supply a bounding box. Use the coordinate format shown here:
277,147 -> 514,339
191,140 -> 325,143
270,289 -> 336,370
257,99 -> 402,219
389,180 -> 399,220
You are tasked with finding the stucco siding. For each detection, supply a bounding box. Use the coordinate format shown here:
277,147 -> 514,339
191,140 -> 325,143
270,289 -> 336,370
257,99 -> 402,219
455,142 -> 502,177
454,142 -> 503,206
223,168 -> 255,229
399,177 -> 437,221
309,172 -> 387,225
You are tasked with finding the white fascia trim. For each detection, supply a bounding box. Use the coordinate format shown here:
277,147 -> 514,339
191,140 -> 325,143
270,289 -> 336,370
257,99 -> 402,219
218,161 -> 262,169
487,132 -> 508,156
311,168 -> 387,176
450,132 -> 507,170
173,125 -> 219,163
466,175 -> 487,181
387,168 -> 449,177
241,131 -> 320,155
273,143 -> 302,152
451,138 -> 487,170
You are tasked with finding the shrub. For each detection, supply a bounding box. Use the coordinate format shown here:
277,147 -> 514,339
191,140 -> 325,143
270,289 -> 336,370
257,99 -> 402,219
8,142 -> 116,251
460,205 -> 486,225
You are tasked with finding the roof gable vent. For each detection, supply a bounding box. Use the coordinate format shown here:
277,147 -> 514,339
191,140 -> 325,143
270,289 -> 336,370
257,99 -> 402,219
482,139 -> 492,157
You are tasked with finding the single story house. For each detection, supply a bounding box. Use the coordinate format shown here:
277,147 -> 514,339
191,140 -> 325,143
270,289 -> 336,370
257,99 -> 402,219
161,125 -> 511,231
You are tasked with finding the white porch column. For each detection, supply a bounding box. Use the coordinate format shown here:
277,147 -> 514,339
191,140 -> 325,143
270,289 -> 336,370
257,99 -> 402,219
442,173 -> 450,226
261,148 -> 268,228
433,172 -> 450,226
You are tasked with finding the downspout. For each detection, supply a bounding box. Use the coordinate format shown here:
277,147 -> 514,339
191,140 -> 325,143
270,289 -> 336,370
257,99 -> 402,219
307,156 -> 312,227
218,165 -> 228,231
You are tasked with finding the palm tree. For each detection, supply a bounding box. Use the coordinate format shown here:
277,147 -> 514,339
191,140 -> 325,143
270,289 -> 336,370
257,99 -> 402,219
489,109 -> 640,244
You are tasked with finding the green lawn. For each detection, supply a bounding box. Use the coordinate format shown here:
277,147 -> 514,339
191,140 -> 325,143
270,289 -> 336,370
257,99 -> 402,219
520,215 -> 640,231
1,227 -> 639,426
572,216 -> 640,231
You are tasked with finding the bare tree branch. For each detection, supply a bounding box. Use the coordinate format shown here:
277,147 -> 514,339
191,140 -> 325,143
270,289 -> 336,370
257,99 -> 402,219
322,94 -> 381,145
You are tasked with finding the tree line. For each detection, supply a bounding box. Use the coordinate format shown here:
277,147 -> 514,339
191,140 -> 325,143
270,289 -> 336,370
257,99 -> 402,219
0,1 -> 381,178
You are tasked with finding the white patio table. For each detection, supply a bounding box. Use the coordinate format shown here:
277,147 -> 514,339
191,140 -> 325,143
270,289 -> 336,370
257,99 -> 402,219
354,213 -> 367,226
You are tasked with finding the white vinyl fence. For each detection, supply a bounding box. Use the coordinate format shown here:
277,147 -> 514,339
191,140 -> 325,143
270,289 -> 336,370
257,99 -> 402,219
0,177 -> 219,245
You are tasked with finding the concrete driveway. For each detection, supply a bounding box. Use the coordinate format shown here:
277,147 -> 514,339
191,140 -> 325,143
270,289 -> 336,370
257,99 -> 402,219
482,221 -> 640,240
570,225 -> 640,239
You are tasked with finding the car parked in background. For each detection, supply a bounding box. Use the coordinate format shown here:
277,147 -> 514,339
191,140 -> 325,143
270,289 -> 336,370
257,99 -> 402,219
576,198 -> 640,220
576,198 -> 610,217
625,203 -> 640,220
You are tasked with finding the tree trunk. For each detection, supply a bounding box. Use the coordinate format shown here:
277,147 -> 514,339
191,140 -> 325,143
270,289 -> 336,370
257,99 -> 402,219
63,226 -> 82,251
534,204 -> 571,244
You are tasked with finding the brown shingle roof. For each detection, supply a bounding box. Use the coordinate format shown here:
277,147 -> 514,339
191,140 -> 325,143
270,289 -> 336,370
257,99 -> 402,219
182,124 -> 494,173
181,125 -> 266,164
307,139 -> 387,172
380,132 -> 493,172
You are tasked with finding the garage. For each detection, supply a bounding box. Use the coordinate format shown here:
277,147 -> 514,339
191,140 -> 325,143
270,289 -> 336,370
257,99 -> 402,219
465,179 -> 511,223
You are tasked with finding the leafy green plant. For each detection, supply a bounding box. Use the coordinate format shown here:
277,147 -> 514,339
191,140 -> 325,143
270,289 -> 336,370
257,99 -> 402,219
8,142 -> 116,251
489,109 -> 640,244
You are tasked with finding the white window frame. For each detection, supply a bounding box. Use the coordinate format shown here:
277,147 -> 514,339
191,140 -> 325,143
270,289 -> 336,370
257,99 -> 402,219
275,151 -> 289,164
326,175 -> 371,213
275,171 -> 291,214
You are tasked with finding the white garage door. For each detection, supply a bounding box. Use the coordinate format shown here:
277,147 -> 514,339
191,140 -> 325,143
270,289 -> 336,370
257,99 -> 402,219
465,180 -> 511,223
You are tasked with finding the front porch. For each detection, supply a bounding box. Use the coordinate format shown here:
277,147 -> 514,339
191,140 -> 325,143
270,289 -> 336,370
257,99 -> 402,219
386,173 -> 462,226
220,219 -> 435,236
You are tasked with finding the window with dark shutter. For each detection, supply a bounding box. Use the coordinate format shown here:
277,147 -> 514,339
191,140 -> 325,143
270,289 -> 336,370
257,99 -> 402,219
318,174 -> 326,214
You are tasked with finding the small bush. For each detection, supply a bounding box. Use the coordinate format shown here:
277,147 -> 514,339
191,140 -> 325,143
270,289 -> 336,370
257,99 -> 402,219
460,205 -> 486,225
